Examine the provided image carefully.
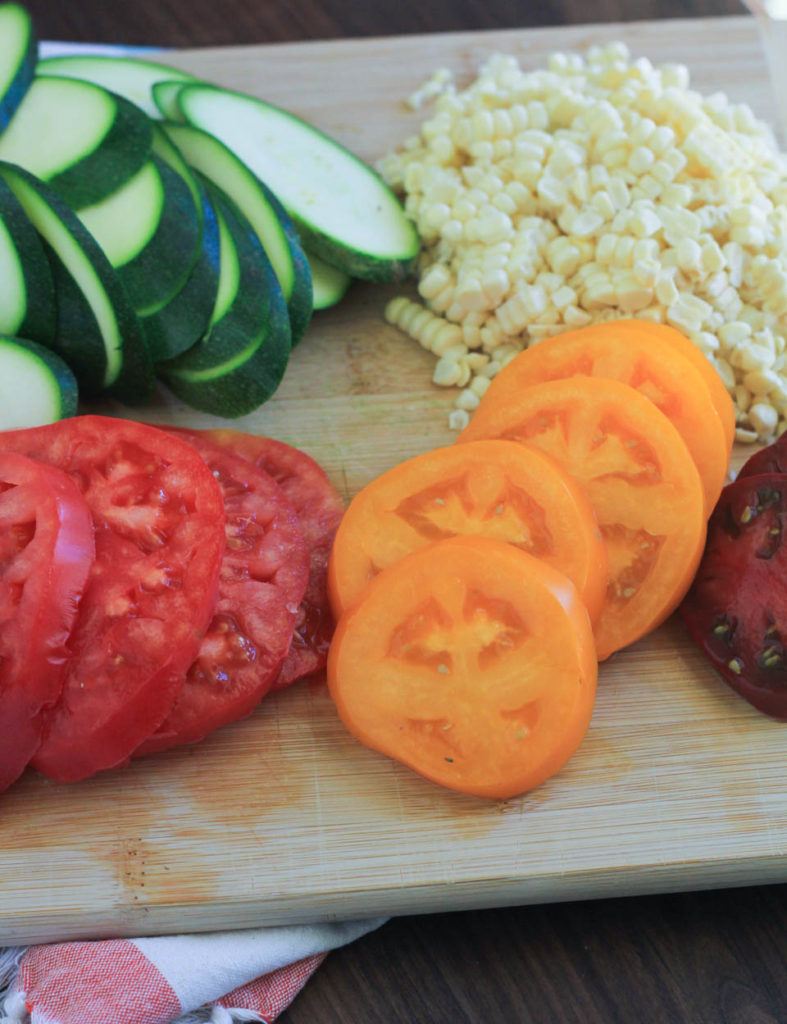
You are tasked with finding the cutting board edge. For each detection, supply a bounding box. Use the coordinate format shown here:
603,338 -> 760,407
4,851 -> 786,946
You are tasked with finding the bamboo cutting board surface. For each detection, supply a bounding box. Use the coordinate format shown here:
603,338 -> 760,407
4,16 -> 787,946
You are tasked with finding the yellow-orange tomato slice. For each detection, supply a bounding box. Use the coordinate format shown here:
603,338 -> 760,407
327,440 -> 607,623
480,322 -> 729,513
458,377 -> 707,660
327,535 -> 597,800
626,319 -> 736,454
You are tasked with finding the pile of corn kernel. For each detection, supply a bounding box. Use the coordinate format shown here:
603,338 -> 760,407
377,42 -> 787,442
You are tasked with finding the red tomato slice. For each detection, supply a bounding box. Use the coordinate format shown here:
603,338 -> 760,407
199,429 -> 345,688
0,453 -> 94,791
737,435 -> 787,479
137,431 -> 310,755
0,417 -> 226,781
680,472 -> 787,719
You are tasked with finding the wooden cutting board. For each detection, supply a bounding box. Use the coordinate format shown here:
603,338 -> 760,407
4,15 -> 787,946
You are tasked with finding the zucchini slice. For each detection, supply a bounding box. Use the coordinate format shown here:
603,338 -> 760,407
0,75 -> 152,208
150,123 -> 200,207
0,163 -> 153,404
160,119 -> 313,344
175,84 -> 419,283
37,53 -> 198,120
0,335 -> 77,428
0,172 -> 55,342
152,79 -> 187,121
76,154 -> 203,315
141,179 -> 220,362
308,251 -> 351,310
0,2 -> 36,130
158,182 -> 290,417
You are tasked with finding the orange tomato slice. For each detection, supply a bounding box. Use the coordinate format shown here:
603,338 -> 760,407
626,319 -> 736,454
481,322 -> 729,513
327,440 -> 607,623
458,376 -> 707,660
327,535 -> 597,800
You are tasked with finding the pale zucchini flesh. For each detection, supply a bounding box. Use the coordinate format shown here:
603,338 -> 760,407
152,80 -> 186,121
77,159 -> 164,268
0,163 -> 153,404
150,123 -> 201,211
0,76 -> 114,179
160,119 -> 313,343
0,213 -> 26,332
80,153 -> 203,316
158,183 -> 290,417
0,76 -> 153,208
308,251 -> 351,310
210,195 -> 240,325
0,3 -> 36,130
176,84 -> 419,282
37,54 -> 197,120
0,173 -> 55,342
141,179 -> 220,362
0,335 -> 78,428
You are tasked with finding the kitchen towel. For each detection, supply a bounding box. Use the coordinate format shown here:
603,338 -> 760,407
0,918 -> 386,1024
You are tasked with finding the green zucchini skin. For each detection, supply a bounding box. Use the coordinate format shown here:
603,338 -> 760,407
37,54 -> 197,120
308,250 -> 352,310
0,172 -> 55,343
152,79 -> 186,121
141,179 -> 221,362
262,176 -> 312,345
0,3 -> 36,130
110,154 -> 203,315
0,76 -> 153,209
294,219 -> 417,285
160,119 -> 313,346
0,162 -> 154,404
175,84 -> 419,284
158,182 -> 291,418
0,335 -> 78,424
49,90 -> 153,209
150,123 -> 201,210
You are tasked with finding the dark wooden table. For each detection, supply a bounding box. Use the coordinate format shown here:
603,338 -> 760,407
25,1 -> 787,1021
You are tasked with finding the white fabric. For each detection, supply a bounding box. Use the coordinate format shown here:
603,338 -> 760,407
131,918 -> 386,1011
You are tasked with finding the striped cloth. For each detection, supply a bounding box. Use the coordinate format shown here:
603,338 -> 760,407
0,919 -> 385,1024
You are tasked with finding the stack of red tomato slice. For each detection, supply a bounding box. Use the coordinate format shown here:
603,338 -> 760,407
0,416 -> 344,792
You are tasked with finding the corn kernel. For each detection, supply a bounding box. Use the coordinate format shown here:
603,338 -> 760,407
448,408 -> 471,431
749,402 -> 779,437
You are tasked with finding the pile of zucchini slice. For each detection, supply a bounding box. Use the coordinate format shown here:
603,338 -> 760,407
0,3 -> 419,422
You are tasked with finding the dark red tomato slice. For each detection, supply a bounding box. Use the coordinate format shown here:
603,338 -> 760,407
0,453 -> 94,791
200,429 -> 345,688
680,472 -> 787,718
136,430 -> 310,755
737,434 -> 787,478
0,417 -> 226,781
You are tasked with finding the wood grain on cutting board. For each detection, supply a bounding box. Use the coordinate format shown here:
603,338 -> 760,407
3,16 -> 786,946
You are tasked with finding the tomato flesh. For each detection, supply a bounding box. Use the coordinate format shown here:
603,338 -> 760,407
200,429 -> 345,687
0,453 -> 95,790
737,435 -> 787,479
328,440 -> 607,625
481,324 -> 729,513
680,472 -> 787,719
328,535 -> 597,799
137,431 -> 310,755
0,417 -> 226,781
459,376 -> 707,660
